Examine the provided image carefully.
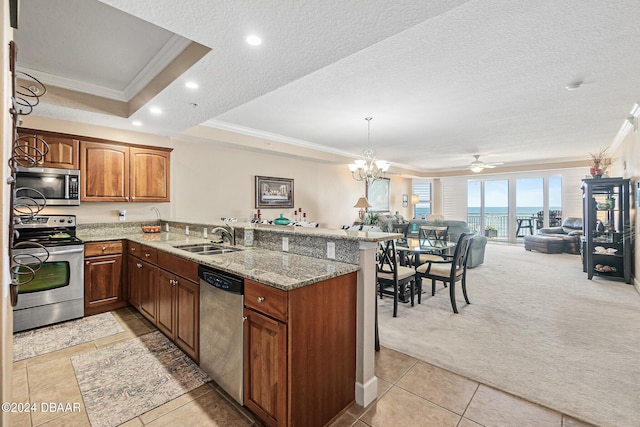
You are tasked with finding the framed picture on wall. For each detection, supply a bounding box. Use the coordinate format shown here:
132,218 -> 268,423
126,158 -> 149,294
366,178 -> 390,212
255,176 -> 294,208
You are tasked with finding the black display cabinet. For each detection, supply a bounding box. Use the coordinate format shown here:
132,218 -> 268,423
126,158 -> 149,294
581,177 -> 632,284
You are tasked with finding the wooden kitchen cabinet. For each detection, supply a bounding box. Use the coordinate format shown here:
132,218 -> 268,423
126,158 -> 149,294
127,246 -> 199,361
243,273 -> 358,427
157,268 -> 199,362
84,241 -> 126,316
18,129 -> 79,169
81,141 -> 129,202
127,242 -> 158,324
80,141 -> 171,202
129,147 -> 170,202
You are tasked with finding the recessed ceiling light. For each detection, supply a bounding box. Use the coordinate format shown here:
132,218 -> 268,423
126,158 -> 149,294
185,81 -> 199,89
132,121 -> 142,126
246,35 -> 262,46
565,81 -> 583,90
149,107 -> 162,115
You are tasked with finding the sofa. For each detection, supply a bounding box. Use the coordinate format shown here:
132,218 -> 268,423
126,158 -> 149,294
525,217 -> 582,254
406,219 -> 487,268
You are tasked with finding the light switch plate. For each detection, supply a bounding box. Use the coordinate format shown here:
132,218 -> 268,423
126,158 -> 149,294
327,241 -> 335,259
282,236 -> 289,252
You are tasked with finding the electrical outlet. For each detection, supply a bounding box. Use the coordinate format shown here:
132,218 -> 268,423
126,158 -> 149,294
327,241 -> 335,259
185,225 -> 189,235
118,210 -> 126,221
282,236 -> 289,252
203,228 -> 208,238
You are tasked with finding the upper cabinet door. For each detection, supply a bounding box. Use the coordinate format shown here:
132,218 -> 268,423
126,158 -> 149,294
80,141 -> 129,202
129,147 -> 170,202
17,131 -> 79,169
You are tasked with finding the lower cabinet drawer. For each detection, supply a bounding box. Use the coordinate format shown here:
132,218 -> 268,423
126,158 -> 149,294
158,251 -> 198,283
244,280 -> 288,322
85,241 -> 123,257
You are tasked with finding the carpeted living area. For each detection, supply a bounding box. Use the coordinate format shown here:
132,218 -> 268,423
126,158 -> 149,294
378,243 -> 640,427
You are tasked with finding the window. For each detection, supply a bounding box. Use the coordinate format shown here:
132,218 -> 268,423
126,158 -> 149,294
412,180 -> 431,218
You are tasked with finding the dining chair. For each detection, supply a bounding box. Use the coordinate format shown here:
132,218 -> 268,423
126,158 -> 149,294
419,224 -> 449,241
416,224 -> 450,264
377,239 -> 416,317
414,232 -> 475,313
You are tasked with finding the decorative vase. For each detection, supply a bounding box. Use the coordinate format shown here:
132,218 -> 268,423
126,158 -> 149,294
273,214 -> 290,225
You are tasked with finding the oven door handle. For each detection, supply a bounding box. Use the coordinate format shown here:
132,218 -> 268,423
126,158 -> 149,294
13,247 -> 84,258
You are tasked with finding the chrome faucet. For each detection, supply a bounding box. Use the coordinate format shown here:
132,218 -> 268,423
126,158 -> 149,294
210,225 -> 235,245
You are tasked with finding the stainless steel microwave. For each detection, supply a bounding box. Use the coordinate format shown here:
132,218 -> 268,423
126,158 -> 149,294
14,166 -> 80,206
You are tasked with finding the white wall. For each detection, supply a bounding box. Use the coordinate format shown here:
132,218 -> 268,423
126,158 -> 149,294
610,123 -> 639,289
170,137 -> 411,229
18,117 -> 413,229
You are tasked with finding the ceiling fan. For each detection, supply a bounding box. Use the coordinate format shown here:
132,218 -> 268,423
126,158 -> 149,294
469,155 -> 503,173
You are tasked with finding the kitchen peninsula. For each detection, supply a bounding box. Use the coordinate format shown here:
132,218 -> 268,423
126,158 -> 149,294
77,220 -> 397,427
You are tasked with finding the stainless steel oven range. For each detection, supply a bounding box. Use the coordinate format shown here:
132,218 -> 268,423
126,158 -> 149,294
12,214 -> 84,333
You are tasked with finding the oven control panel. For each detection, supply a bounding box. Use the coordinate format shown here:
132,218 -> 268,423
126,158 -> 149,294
15,215 -> 76,228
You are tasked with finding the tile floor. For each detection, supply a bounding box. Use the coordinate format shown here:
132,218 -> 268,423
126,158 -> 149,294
12,307 -> 596,427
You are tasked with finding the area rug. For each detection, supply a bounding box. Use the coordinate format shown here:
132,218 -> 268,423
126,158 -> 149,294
71,331 -> 210,427
13,312 -> 124,361
378,243 -> 640,427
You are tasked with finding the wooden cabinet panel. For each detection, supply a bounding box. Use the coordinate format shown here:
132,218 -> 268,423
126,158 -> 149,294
80,141 -> 129,201
84,253 -> 124,316
158,251 -> 198,283
137,260 -> 158,323
157,269 -> 175,338
245,280 -> 288,322
139,244 -> 158,264
175,278 -> 199,362
17,130 -> 79,169
127,255 -> 141,308
243,308 -> 287,427
130,147 -> 170,202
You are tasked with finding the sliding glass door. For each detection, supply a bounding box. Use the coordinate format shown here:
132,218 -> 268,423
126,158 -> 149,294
468,176 -> 563,243
467,179 -> 509,240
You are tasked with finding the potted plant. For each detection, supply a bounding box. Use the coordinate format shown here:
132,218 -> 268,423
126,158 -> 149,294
485,225 -> 497,238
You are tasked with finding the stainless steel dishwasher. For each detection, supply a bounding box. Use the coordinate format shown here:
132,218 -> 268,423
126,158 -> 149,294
199,265 -> 244,404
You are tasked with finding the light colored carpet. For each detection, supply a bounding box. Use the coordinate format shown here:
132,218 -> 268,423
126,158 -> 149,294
71,331 -> 210,427
378,243 -> 640,427
13,312 -> 124,361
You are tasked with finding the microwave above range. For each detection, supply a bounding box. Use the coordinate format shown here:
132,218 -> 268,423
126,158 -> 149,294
14,166 -> 80,206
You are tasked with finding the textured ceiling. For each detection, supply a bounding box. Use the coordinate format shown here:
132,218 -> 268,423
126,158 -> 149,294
13,0 -> 640,173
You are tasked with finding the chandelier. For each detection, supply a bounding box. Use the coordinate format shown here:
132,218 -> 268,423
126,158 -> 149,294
348,117 -> 389,183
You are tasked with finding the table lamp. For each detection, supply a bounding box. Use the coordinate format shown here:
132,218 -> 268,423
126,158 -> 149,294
353,196 -> 372,221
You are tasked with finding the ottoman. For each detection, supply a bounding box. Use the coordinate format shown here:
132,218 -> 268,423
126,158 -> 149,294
523,235 -> 564,254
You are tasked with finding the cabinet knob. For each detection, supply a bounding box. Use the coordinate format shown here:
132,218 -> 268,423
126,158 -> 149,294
101,246 -> 106,251
131,247 -> 136,252
136,263 -> 142,268
242,316 -> 247,322
85,260 -> 90,265
257,296 -> 265,303
145,253 -> 150,257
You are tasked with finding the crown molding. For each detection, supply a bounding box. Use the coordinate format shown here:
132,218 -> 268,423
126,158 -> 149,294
611,101 -> 640,152
123,34 -> 191,101
16,66 -> 127,101
16,34 -> 191,103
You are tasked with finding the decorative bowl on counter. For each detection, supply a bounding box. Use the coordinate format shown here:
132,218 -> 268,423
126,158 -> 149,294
142,225 -> 161,233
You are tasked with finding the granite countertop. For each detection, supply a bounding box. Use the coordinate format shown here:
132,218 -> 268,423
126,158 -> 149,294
78,230 -> 360,291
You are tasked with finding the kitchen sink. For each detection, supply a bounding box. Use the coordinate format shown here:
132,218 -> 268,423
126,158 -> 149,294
175,244 -> 244,255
